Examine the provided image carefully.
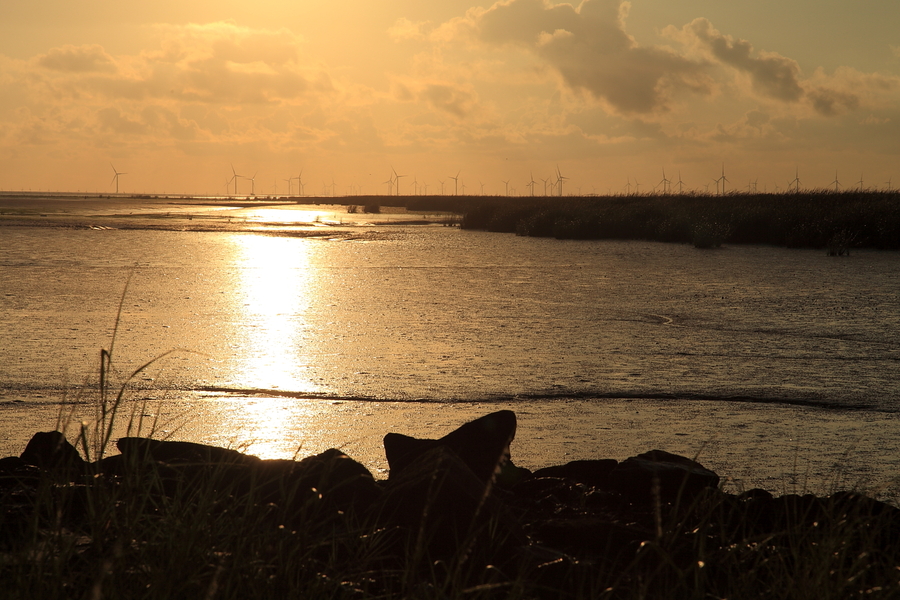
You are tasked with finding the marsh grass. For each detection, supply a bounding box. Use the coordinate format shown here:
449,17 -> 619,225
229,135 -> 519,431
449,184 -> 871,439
456,190 -> 900,250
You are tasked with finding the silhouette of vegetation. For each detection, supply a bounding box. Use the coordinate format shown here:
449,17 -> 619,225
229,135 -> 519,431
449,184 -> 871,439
438,191 -> 900,250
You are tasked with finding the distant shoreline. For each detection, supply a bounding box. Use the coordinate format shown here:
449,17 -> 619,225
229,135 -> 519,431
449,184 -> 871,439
2,190 -> 899,250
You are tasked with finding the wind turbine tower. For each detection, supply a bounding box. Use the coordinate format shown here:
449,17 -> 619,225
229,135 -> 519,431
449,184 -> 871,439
716,164 -> 729,195
657,168 -> 671,194
110,163 -> 127,194
556,166 -> 568,197
789,168 -> 801,193
231,164 -> 244,195
450,170 -> 461,196
392,166 -> 405,196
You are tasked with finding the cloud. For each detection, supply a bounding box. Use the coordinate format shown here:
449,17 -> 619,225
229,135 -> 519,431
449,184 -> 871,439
388,18 -> 432,42
420,83 -> 477,117
435,0 -> 712,115
36,44 -> 117,73
393,78 -> 478,119
681,19 -> 803,102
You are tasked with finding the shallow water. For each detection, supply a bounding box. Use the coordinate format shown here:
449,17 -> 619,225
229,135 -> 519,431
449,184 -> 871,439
2,222 -> 898,409
2,208 -> 900,497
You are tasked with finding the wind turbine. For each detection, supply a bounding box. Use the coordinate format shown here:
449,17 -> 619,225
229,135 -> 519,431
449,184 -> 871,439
231,164 -> 244,195
831,171 -> 841,192
624,177 -> 632,195
438,179 -> 445,195
556,165 -> 568,196
857,173 -> 865,192
248,172 -> 258,196
392,166 -> 405,196
110,163 -> 127,194
479,181 -> 485,195
789,168 -> 801,193
283,178 -> 293,196
296,169 -> 305,196
502,179 -> 510,196
676,172 -> 685,194
383,172 -> 395,196
657,168 -> 671,194
527,172 -> 537,196
541,177 -> 550,196
412,176 -> 419,195
450,170 -> 461,196
885,177 -> 893,192
715,164 -> 729,195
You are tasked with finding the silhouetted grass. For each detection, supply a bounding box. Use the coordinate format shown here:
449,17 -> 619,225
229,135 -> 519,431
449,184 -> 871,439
444,191 -> 900,250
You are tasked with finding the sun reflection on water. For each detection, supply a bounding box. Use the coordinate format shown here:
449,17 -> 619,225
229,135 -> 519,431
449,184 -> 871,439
230,234 -> 322,394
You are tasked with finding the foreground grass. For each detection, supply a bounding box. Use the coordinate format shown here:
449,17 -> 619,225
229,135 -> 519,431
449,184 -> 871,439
2,445 -> 900,600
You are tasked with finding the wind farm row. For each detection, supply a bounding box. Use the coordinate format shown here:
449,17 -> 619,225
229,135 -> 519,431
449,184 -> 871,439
9,163 -> 898,198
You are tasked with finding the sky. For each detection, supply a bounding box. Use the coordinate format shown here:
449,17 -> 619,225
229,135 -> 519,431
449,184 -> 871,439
1,0 -> 898,196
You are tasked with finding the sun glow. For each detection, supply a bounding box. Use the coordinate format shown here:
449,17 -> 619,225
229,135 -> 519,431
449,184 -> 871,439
230,233 -> 322,393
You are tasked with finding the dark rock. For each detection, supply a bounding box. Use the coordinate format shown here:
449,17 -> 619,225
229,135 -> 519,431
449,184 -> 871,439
20,431 -> 85,474
532,459 -> 617,488
383,409 -> 518,483
255,449 -> 381,512
372,445 -> 525,560
0,456 -> 27,474
607,449 -> 719,504
116,437 -> 261,466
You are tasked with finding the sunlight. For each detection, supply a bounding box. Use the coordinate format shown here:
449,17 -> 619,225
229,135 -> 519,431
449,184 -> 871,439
230,234 -> 322,394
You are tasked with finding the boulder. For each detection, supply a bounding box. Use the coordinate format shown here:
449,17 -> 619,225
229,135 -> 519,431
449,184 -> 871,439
371,445 -> 525,560
383,410 -> 518,483
20,431 -> 85,474
532,459 -> 617,488
255,449 -> 381,512
116,437 -> 261,466
607,449 -> 719,504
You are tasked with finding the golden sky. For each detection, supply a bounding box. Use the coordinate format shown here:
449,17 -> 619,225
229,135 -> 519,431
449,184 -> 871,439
1,0 -> 898,196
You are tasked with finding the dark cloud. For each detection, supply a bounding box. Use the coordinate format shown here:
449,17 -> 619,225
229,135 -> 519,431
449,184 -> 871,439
420,83 -> 476,117
686,19 -> 803,102
806,87 -> 860,116
36,45 -> 117,73
464,0 -> 711,115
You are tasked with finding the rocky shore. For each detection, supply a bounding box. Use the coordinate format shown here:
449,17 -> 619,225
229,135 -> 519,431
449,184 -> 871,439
2,410 -> 898,598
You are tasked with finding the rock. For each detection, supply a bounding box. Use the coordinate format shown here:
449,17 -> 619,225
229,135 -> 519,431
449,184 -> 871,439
116,437 -> 261,466
255,449 -> 381,512
20,431 -> 84,474
607,449 -> 719,504
372,445 -> 525,560
532,459 -> 617,488
383,410 -> 518,483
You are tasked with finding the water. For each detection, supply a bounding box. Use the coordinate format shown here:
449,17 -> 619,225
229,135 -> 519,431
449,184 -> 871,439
3,223 -> 898,408
2,211 -> 900,495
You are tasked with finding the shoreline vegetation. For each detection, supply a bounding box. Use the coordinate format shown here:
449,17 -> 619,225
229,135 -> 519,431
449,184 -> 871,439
3,411 -> 899,599
1,190 -> 899,251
